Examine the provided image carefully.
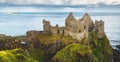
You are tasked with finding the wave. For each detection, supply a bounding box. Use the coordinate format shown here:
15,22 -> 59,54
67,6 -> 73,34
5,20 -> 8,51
110,40 -> 120,45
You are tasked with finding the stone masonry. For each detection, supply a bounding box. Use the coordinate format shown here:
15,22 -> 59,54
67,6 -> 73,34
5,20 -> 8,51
43,12 -> 105,40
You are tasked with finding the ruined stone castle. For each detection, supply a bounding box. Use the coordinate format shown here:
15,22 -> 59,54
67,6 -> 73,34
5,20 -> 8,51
43,13 -> 105,40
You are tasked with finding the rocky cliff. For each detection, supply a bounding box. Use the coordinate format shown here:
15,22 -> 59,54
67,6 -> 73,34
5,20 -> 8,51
0,31 -> 114,62
0,13 -> 117,62
52,31 -> 113,62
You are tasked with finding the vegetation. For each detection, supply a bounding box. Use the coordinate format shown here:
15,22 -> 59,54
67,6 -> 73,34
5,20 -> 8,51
0,48 -> 38,62
89,31 -> 113,62
0,31 -> 113,62
37,34 -> 77,46
28,48 -> 46,62
52,44 -> 93,62
52,31 -> 113,62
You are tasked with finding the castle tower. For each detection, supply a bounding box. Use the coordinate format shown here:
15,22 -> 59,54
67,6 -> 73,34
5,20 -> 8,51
82,13 -> 94,31
81,13 -> 93,38
95,20 -> 105,38
65,12 -> 77,28
43,19 -> 51,32
42,12 -> 105,40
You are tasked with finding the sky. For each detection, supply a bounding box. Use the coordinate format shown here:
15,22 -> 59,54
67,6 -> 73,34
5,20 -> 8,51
0,0 -> 120,5
0,0 -> 120,12
0,0 -> 120,36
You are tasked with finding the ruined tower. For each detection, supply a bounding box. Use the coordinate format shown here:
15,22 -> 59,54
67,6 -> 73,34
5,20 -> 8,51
95,20 -> 105,38
43,19 -> 51,32
65,12 -> 78,36
65,12 -> 77,28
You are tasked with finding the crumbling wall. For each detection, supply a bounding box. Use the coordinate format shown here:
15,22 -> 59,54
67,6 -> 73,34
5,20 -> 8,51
43,19 -> 51,32
95,20 -> 105,38
43,12 -> 105,40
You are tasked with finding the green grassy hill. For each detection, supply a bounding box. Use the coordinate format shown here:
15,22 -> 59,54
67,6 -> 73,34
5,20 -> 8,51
52,32 -> 113,62
0,48 -> 39,62
0,31 -> 113,62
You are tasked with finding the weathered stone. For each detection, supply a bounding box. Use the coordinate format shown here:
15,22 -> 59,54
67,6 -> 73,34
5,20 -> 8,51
0,34 -> 6,37
95,20 -> 105,38
43,13 -> 105,41
116,45 -> 120,49
26,30 -> 41,37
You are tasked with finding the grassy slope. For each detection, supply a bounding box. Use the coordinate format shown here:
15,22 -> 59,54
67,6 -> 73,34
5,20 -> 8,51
52,31 -> 113,62
0,32 -> 113,62
37,34 -> 77,46
0,48 -> 39,62
28,48 -> 46,62
0,34 -> 77,62
53,44 -> 92,62
89,31 -> 113,62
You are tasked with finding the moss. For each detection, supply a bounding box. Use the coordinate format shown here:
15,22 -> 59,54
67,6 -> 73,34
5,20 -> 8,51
53,44 -> 93,62
37,34 -> 76,46
52,31 -> 113,62
28,48 -> 46,62
89,31 -> 113,62
0,31 -> 113,62
0,48 -> 39,62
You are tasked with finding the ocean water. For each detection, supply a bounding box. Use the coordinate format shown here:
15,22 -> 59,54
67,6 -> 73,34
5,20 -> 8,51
0,12 -> 120,47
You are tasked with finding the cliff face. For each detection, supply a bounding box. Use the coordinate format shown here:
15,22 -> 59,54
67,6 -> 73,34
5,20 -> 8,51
0,31 -> 113,62
113,49 -> 120,62
0,13 -> 114,62
52,31 -> 113,62
88,32 -> 113,62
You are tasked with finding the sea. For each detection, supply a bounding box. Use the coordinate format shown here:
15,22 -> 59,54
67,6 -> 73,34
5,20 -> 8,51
0,12 -> 120,49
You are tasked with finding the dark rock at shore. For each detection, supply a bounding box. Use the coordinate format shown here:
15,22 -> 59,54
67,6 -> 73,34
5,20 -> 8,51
113,49 -> 120,62
116,45 -> 120,49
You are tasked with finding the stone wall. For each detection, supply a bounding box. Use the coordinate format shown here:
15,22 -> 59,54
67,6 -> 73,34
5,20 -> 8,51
43,12 -> 105,40
43,19 -> 51,32
95,20 -> 105,38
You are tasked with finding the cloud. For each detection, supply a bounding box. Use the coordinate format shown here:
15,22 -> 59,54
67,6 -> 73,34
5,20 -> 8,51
60,7 -> 85,12
0,0 -> 120,5
70,0 -> 120,5
105,0 -> 120,4
0,7 -> 85,12
0,7 -> 37,12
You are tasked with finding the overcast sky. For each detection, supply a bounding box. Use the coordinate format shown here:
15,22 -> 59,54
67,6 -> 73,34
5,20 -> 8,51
0,0 -> 120,5
0,0 -> 119,12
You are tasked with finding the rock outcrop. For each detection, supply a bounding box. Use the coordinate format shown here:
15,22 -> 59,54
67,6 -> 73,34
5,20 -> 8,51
52,31 -> 113,62
113,45 -> 120,62
113,49 -> 120,62
0,13 -> 115,62
116,45 -> 120,49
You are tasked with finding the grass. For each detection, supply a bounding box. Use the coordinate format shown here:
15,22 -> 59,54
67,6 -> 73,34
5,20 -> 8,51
53,44 -> 92,62
0,31 -> 113,62
28,48 -> 46,62
89,31 -> 113,62
0,48 -> 39,62
37,34 -> 77,46
52,31 -> 113,62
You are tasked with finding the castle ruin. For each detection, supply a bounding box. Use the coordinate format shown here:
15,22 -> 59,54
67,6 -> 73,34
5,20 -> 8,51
43,13 -> 105,40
